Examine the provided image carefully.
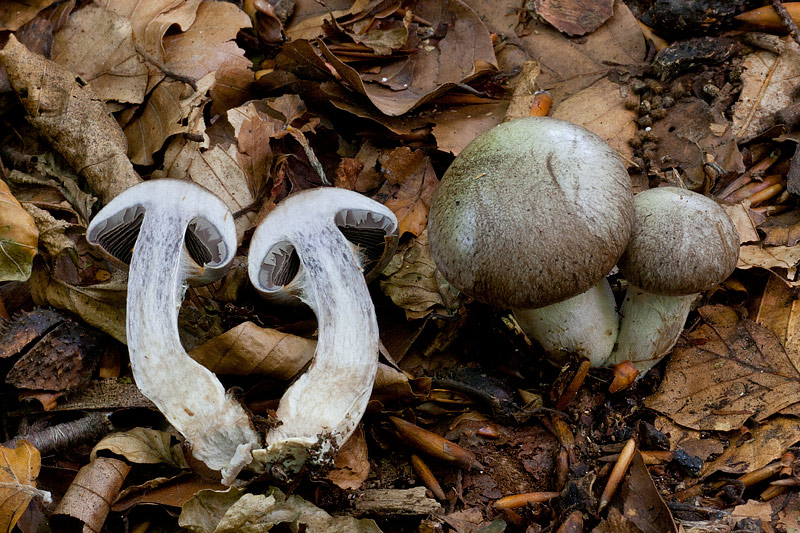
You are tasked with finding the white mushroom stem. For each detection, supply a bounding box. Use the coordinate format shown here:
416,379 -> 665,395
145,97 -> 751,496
512,278 -> 619,367
88,181 -> 260,484
605,287 -> 695,373
248,188 -> 396,474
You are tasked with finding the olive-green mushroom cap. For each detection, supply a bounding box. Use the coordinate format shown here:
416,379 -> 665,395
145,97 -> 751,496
617,187 -> 739,296
428,117 -> 634,309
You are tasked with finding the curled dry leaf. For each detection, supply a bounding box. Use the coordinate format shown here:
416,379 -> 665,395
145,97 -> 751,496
645,305 -> 800,431
112,474 -> 227,513
380,231 -> 460,320
0,35 -> 141,203
0,179 -> 38,282
701,416 -> 800,477
189,321 -> 316,379
178,486 -> 245,533
756,274 -> 800,369
52,457 -> 130,533
0,440 -> 49,533
52,5 -> 148,104
91,427 -> 189,470
737,244 -> 800,284
326,426 -> 370,490
22,204 -> 73,259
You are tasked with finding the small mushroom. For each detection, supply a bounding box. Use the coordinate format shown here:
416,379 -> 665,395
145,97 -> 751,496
606,187 -> 739,373
86,179 -> 260,484
428,117 -> 633,366
247,187 -> 398,473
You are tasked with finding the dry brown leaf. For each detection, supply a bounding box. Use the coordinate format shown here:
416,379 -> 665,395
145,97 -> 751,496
759,210 -> 800,247
622,452 -> 678,532
733,38 -> 800,142
320,0 -> 497,116
375,147 -> 439,237
645,305 -> 800,431
532,0 -> 614,36
737,244 -> 800,282
0,35 -> 141,203
0,440 -> 48,533
52,5 -> 148,104
701,416 -> 800,477
723,203 -> 761,244
551,77 -> 638,160
92,427 -> 189,469
755,274 -> 800,373
380,231 -> 460,319
113,474 -> 226,512
178,486 -> 245,533
0,180 -> 38,282
52,457 -> 130,533
284,0 -> 359,41
431,103 -> 507,156
189,321 -> 316,379
326,426 -> 370,490
0,0 -> 57,31
22,204 -> 73,259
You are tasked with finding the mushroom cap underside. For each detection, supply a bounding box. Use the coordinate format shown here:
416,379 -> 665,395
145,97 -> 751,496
248,187 -> 399,295
617,186 -> 740,295
428,117 -> 634,309
86,179 -> 236,281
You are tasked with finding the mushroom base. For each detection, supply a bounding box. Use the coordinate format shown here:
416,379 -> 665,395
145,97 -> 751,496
513,279 -> 619,367
605,287 -> 696,374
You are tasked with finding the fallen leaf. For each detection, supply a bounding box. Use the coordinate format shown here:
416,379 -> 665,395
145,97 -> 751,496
733,37 -> 800,142
737,244 -> 800,282
723,203 -> 761,244
759,210 -> 800,247
646,305 -> 800,431
756,273 -> 800,371
326,426 -> 370,490
622,452 -> 678,533
178,486 -> 245,533
215,488 -> 383,533
731,500 -> 774,523
380,231 -> 460,319
22,204 -> 74,259
532,0 -> 615,36
188,321 -> 316,379
113,473 -> 226,512
702,416 -> 800,477
0,180 -> 38,282
52,5 -> 148,104
432,102 -> 507,156
0,34 -> 141,202
91,427 -> 189,469
0,0 -> 57,31
0,440 -> 49,533
375,147 -> 439,237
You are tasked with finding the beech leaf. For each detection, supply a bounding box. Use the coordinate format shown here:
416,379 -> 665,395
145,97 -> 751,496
0,440 -> 49,533
91,427 -> 189,469
0,180 -> 38,282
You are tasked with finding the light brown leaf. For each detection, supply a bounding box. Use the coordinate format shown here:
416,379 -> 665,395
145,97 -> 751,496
0,180 -> 38,282
189,322 -> 316,379
432,103 -> 507,156
375,147 -> 439,237
759,210 -> 800,247
0,440 -> 47,533
533,0 -> 614,36
645,305 -> 800,431
622,452 -> 678,532
113,474 -> 226,512
52,5 -> 148,104
737,244 -> 800,283
701,417 -> 800,477
178,486 -> 245,533
0,0 -> 57,31
91,427 -> 189,469
326,426 -> 370,490
755,273 -> 800,375
0,34 -> 141,202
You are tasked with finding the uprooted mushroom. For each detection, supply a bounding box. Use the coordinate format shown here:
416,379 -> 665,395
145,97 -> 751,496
86,179 -> 260,484
247,187 -> 398,474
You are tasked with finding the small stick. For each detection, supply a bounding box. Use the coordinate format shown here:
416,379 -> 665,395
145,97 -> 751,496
556,359 -> 591,410
773,0 -> 800,47
748,183 -> 785,206
411,454 -> 446,500
598,438 -> 636,512
761,484 -> 789,500
389,416 -> 483,470
2,412 -> 113,455
722,174 -> 784,203
717,151 -> 781,199
134,44 -> 198,91
493,491 -> 561,509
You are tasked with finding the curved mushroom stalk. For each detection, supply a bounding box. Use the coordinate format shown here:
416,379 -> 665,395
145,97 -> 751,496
87,180 -> 260,484
605,288 -> 694,372
513,278 -> 619,366
248,188 -> 398,474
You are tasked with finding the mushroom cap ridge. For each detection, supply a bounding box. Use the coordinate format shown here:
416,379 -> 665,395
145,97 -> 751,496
428,117 -> 634,309
617,187 -> 739,295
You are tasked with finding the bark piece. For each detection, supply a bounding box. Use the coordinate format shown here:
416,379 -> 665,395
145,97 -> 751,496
352,487 -> 441,516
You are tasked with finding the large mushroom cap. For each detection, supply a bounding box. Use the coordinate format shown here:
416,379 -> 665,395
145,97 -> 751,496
617,187 -> 739,295
428,117 -> 633,309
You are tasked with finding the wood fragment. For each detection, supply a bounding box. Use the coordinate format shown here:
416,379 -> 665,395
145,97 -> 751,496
2,412 -> 113,455
773,0 -> 800,47
389,416 -> 483,470
352,487 -> 441,516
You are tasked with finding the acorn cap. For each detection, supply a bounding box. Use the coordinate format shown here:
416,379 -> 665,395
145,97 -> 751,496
428,117 -> 634,309
617,187 -> 739,295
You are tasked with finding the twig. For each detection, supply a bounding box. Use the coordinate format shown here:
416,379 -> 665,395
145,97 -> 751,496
773,0 -> 800,47
3,412 -> 113,455
134,44 -> 198,91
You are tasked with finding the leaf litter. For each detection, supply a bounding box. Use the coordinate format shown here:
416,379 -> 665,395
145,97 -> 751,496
4,0 -> 800,531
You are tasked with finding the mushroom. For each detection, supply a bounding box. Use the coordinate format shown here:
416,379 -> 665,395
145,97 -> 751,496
606,187 -> 739,373
247,187 -> 398,473
428,117 -> 633,366
86,179 -> 260,484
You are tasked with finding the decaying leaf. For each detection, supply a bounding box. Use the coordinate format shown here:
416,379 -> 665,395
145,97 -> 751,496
0,35 -> 141,202
431,102 -> 507,157
737,244 -> 800,283
0,179 -> 38,282
702,416 -> 800,477
646,305 -> 800,431
52,5 -> 148,104
215,488 -> 383,533
0,440 -> 49,533
380,231 -> 460,320
0,0 -> 57,31
622,452 -> 678,532
733,36 -> 800,142
759,210 -> 800,247
178,486 -> 245,533
375,147 -> 439,237
22,204 -> 74,259
51,456 -> 130,533
91,427 -> 189,470
112,474 -> 226,512
326,426 -> 370,491
756,274 -> 800,370
188,321 -> 316,379
531,0 -> 615,36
